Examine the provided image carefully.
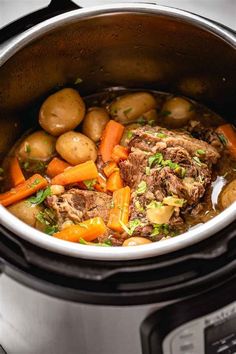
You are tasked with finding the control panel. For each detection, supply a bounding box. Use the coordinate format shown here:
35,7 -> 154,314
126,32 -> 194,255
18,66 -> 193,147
162,301 -> 236,354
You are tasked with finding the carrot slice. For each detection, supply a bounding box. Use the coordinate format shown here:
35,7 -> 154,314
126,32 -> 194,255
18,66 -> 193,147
46,157 -> 71,178
107,186 -> 131,232
94,173 -> 107,193
53,217 -> 107,242
0,174 -> 48,207
99,120 -> 125,162
9,157 -> 25,187
216,124 -> 236,159
51,160 -> 98,186
106,169 -> 123,192
111,145 -> 129,163
103,161 -> 118,178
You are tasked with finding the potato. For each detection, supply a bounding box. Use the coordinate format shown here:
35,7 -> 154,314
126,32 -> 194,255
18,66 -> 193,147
218,179 -> 236,209
146,205 -> 174,224
109,92 -> 157,124
161,97 -> 194,128
56,131 -> 97,165
82,107 -> 110,142
17,130 -> 56,162
39,88 -> 85,136
8,201 -> 43,227
122,237 -> 152,246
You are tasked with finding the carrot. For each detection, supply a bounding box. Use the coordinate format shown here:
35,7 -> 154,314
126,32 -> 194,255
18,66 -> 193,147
111,145 -> 129,163
9,157 -> 25,187
107,186 -> 131,232
94,173 -> 107,193
0,174 -> 48,207
46,157 -> 71,178
106,169 -> 123,192
51,160 -> 98,186
103,161 -> 118,178
99,120 -> 125,162
216,124 -> 236,159
53,217 -> 107,242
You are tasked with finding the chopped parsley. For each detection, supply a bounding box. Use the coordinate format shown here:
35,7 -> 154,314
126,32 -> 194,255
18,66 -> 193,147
137,116 -> 146,125
136,181 -> 147,195
120,219 -> 142,236
196,149 -> 205,155
146,200 -> 163,209
161,110 -> 171,117
123,107 -> 132,115
127,131 -> 133,140
25,144 -> 31,154
135,200 -> 144,212
145,166 -> 151,176
218,133 -> 228,145
148,152 -> 163,167
163,196 -> 186,207
155,132 -> 167,138
151,223 -> 169,237
30,178 -> 41,188
84,179 -> 97,190
23,161 -> 30,170
28,187 -> 51,205
36,208 -> 58,235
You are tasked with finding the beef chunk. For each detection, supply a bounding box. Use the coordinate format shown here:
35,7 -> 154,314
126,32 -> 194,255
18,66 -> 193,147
119,125 -> 220,234
47,189 -> 112,228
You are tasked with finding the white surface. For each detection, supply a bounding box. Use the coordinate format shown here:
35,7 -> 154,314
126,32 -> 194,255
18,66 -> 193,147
0,0 -> 235,29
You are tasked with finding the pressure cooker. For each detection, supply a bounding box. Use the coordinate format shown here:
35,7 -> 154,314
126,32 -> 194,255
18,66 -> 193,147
0,1 -> 235,353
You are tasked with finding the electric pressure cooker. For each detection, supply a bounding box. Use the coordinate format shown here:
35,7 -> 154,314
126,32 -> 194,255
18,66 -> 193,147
0,1 -> 236,354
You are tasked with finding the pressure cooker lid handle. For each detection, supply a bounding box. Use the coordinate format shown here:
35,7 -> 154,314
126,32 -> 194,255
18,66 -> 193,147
0,0 -> 80,44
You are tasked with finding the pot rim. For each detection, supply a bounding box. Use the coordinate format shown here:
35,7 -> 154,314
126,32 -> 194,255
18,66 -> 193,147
0,3 -> 235,261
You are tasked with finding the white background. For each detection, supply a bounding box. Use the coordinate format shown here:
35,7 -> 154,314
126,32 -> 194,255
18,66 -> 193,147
0,0 -> 235,30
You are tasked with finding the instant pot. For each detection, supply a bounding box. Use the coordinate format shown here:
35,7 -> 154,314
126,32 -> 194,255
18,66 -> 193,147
0,1 -> 236,353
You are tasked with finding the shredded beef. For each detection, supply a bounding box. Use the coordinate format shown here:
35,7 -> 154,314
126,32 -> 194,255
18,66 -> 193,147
119,125 -> 220,234
47,189 -> 112,228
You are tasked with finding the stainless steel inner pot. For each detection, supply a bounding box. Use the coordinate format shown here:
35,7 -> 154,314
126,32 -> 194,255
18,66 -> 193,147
0,3 -> 235,261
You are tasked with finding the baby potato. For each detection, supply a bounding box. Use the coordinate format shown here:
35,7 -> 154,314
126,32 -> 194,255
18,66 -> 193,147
122,237 -> 152,246
109,92 -> 157,124
82,107 -> 110,142
39,88 -> 85,136
17,130 -> 56,162
56,131 -> 97,165
161,97 -> 194,128
218,179 -> 236,209
8,201 -> 43,227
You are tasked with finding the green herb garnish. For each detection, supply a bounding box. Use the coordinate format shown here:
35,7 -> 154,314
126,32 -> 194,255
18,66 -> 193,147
127,131 -> 133,139
28,187 -> 51,205
36,208 -> 58,235
146,200 -> 163,209
151,223 -> 169,237
161,110 -> 171,117
137,116 -> 146,125
84,179 -> 97,190
120,219 -> 142,236
30,178 -> 41,188
148,152 -> 163,167
25,144 -> 31,154
123,107 -> 132,115
155,132 -> 167,138
136,181 -> 147,195
145,166 -> 151,176
135,200 -> 144,212
196,149 -> 205,155
218,134 -> 228,145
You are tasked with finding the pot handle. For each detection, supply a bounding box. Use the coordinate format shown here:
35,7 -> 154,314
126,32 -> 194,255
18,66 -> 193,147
0,0 -> 80,44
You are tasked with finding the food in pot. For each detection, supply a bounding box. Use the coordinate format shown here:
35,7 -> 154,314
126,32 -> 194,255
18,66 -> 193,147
1,88 -> 236,247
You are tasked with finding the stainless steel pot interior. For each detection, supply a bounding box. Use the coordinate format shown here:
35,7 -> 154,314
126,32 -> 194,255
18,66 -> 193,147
0,3 -> 235,260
